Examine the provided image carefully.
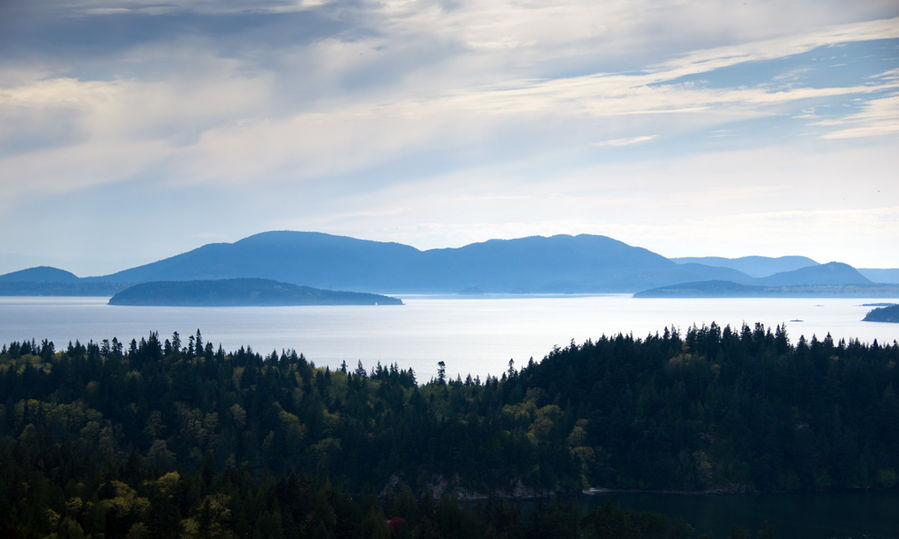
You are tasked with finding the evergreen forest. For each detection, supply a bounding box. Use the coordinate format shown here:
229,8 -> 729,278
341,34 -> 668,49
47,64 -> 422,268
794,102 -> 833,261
1,323 -> 897,537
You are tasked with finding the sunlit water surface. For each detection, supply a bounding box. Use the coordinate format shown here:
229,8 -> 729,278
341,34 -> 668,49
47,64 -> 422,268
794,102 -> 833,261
1,295 -> 897,381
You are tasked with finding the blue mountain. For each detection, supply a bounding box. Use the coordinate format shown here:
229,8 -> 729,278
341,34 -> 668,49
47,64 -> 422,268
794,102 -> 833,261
671,255 -> 819,278
755,262 -> 871,287
858,268 -> 899,284
0,266 -> 79,282
93,231 -> 751,293
2,232 -> 885,296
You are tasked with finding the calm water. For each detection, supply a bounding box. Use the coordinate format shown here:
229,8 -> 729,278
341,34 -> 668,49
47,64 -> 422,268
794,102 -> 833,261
0,295 -> 897,381
583,490 -> 899,538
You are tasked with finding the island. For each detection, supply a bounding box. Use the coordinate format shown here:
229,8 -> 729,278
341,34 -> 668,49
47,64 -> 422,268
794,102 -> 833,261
863,304 -> 899,323
108,278 -> 403,306
634,280 -> 899,298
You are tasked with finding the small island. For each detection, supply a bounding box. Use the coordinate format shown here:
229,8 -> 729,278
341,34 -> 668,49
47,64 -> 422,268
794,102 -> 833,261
108,278 -> 403,306
863,304 -> 899,323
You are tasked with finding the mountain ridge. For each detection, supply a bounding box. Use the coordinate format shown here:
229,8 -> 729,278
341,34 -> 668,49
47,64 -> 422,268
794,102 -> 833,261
755,262 -> 871,286
92,231 -> 753,293
1,231 -> 895,296
0,266 -> 79,283
671,255 -> 819,278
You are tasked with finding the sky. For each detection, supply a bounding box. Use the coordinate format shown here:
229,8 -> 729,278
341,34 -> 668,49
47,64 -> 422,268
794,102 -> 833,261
1,0 -> 898,276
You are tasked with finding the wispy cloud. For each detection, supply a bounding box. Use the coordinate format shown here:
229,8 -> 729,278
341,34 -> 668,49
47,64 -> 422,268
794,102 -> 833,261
594,135 -> 657,147
817,92 -> 899,139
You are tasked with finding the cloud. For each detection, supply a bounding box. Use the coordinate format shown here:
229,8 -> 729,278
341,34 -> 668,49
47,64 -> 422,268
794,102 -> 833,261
2,1 -> 899,270
1,46 -> 896,215
594,135 -> 657,147
648,16 -> 899,82
817,92 -> 899,139
16,0 -> 326,16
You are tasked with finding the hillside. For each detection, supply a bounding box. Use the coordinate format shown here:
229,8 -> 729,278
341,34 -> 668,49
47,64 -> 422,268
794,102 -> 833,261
108,278 -> 403,306
860,268 -> 899,284
0,266 -> 79,282
92,231 -> 424,291
755,262 -> 871,286
671,255 -> 819,278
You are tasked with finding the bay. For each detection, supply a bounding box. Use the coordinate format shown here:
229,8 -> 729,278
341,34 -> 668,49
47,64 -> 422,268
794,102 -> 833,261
0,294 -> 897,381
583,490 -> 899,539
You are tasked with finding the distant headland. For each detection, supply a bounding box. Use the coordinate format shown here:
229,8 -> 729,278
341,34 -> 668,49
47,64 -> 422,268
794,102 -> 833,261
108,278 -> 403,307
863,304 -> 899,323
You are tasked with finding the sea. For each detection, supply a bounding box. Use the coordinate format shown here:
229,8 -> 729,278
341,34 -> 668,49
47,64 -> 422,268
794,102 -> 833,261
3,294 -> 898,537
1,294 -> 897,382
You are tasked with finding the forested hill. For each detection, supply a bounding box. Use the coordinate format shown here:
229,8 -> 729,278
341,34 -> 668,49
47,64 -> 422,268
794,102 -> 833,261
864,304 -> 899,323
108,278 -> 403,306
2,326 -> 898,535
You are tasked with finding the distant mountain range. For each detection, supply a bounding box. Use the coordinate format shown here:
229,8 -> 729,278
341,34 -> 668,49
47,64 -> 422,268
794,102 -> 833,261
671,256 -> 897,284
86,231 -> 758,293
2,231 -> 898,297
670,256 -> 820,278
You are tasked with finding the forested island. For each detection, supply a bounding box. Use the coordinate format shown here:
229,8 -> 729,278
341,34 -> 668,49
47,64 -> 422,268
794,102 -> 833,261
863,304 -> 899,323
108,279 -> 403,306
2,325 -> 897,537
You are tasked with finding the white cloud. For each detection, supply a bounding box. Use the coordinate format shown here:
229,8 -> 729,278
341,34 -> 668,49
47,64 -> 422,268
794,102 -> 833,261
648,16 -> 899,81
594,135 -> 657,147
818,93 -> 899,139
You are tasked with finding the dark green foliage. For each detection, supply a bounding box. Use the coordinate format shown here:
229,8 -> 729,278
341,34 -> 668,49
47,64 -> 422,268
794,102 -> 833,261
1,324 -> 896,536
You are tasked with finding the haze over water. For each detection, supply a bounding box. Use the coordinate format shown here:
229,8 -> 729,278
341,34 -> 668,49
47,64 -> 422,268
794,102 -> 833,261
2,295 -> 896,382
